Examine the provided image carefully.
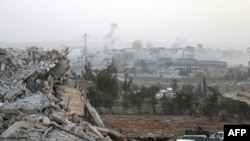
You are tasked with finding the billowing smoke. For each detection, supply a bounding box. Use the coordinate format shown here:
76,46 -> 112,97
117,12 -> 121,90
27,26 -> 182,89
172,50 -> 183,60
68,47 -> 82,65
105,22 -> 118,44
172,38 -> 186,48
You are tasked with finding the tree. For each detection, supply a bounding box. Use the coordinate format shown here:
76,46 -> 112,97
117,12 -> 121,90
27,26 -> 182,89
161,96 -> 174,114
173,91 -> 185,114
202,86 -> 220,125
180,84 -> 196,115
220,97 -> 250,122
123,85 -> 147,114
203,76 -> 207,96
146,85 -> 160,114
87,60 -> 119,114
236,101 -> 250,122
96,60 -> 118,114
171,79 -> 178,93
87,87 -> 103,113
182,84 -> 194,95
172,90 -> 195,115
195,83 -> 203,98
82,61 -> 95,81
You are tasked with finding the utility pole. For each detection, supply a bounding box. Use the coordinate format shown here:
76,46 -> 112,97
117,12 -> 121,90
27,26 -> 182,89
83,33 -> 87,56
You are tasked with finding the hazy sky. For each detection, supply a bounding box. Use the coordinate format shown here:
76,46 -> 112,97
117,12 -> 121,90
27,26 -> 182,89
1,0 -> 250,44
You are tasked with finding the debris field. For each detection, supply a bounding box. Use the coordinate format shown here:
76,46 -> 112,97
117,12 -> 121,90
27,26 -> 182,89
0,47 -> 126,141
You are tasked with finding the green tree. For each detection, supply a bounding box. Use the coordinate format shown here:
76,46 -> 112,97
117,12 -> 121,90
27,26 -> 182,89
195,83 -> 203,98
236,101 -> 250,122
123,85 -> 147,114
146,85 -> 160,114
202,86 -> 220,125
173,90 -> 195,115
82,61 -> 95,81
173,92 -> 185,114
182,84 -> 194,95
203,76 -> 207,96
171,79 -> 178,93
220,98 -> 237,117
87,87 -> 103,113
87,60 -> 119,114
161,96 -> 174,115
96,60 -> 118,114
220,98 -> 250,122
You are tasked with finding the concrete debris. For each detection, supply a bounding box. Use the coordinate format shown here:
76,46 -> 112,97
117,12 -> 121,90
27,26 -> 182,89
0,47 -> 126,141
1,93 -> 50,114
85,100 -> 105,128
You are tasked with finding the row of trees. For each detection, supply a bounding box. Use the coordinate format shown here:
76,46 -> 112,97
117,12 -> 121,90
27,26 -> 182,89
76,61 -> 250,124
160,84 -> 250,124
224,67 -> 249,81
123,85 -> 160,114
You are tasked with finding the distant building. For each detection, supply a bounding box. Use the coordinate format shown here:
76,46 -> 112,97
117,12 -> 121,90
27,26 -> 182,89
156,88 -> 175,99
183,46 -> 195,59
197,60 -> 227,71
194,44 -> 207,60
170,58 -> 227,72
134,59 -> 157,74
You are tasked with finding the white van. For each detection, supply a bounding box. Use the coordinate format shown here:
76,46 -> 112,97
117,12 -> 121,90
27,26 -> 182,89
182,135 -> 208,141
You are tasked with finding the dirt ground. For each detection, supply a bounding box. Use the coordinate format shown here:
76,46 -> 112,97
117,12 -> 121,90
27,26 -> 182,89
101,115 -> 250,138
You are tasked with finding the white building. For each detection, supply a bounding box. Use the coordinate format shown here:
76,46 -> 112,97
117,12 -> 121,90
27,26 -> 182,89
156,88 -> 175,99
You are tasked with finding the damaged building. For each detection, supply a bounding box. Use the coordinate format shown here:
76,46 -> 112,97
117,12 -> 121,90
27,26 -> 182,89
0,47 -> 126,141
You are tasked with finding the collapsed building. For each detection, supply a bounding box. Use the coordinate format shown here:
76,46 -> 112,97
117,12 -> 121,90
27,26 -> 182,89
0,47 -> 126,141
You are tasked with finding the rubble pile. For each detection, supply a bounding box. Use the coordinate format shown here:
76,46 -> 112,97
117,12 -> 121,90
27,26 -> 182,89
0,47 -> 126,141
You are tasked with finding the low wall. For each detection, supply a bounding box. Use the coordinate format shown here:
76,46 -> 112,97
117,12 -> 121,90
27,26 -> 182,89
95,104 -> 164,115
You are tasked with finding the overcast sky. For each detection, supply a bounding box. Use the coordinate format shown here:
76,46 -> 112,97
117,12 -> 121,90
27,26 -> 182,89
0,0 -> 250,45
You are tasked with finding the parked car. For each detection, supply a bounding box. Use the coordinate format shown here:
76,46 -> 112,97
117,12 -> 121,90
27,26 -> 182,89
210,131 -> 224,141
182,135 -> 208,141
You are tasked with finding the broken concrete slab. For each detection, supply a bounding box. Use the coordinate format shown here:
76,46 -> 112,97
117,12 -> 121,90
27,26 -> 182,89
3,90 -> 25,103
0,93 -> 50,114
85,100 -> 105,128
1,121 -> 30,138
